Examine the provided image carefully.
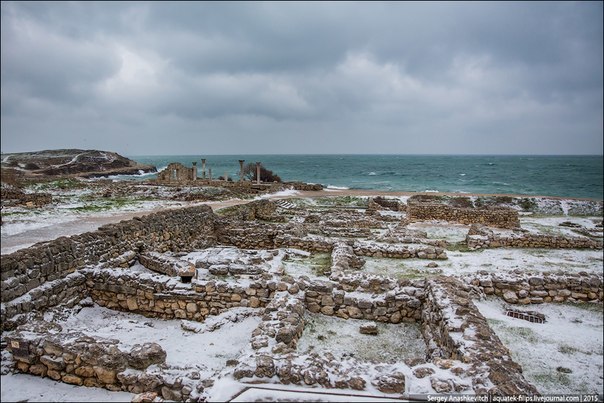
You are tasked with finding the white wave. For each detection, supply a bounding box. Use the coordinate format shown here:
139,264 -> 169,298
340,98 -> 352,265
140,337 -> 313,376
459,173 -> 466,176
325,185 -> 350,190
424,189 -> 440,193
254,189 -> 300,200
368,172 -> 377,176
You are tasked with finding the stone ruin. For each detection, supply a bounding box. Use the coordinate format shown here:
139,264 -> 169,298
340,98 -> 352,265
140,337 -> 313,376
156,162 -> 197,183
154,160 -> 324,197
1,196 -> 602,401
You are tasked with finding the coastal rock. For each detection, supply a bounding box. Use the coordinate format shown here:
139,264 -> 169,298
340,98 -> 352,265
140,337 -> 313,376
0,149 -> 156,178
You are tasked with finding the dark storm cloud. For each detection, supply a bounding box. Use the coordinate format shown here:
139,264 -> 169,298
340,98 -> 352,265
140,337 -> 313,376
1,1 -> 602,155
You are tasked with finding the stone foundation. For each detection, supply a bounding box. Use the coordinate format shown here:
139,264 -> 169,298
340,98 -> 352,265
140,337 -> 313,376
467,272 -> 603,304
2,198 -> 601,399
408,200 -> 520,229
86,268 -> 274,322
1,205 -> 216,330
5,324 -> 200,400
467,224 -> 602,250
421,276 -> 539,395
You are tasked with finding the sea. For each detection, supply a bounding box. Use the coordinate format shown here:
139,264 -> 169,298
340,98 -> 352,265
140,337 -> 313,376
123,155 -> 603,200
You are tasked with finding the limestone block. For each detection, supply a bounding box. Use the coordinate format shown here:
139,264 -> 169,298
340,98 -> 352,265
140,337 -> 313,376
502,291 -> 518,304
359,323 -> 378,335
62,374 -> 83,386
94,366 -> 117,384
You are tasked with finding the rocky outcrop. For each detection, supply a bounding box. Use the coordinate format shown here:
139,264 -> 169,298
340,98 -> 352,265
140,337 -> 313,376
0,185 -> 52,208
0,149 -> 156,178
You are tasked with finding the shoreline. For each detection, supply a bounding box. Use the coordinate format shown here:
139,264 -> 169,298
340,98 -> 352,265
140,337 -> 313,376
297,188 -> 604,202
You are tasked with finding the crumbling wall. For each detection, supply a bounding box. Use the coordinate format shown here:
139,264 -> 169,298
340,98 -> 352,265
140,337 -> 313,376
5,326 -> 199,400
421,276 -> 539,395
302,278 -> 423,323
1,272 -> 88,331
86,268 -> 276,322
1,205 -> 217,330
466,224 -> 602,250
352,240 -> 448,259
467,272 -> 603,304
156,162 -> 195,182
408,201 -> 520,229
138,252 -> 196,279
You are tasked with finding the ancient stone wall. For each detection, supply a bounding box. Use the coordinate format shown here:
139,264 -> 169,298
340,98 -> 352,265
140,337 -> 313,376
138,252 -> 196,279
467,272 -> 603,304
421,276 -> 538,395
156,162 -> 196,182
5,327 -> 198,400
1,205 -> 217,330
86,268 -> 275,322
352,240 -> 448,260
330,242 -> 366,273
302,278 -> 422,323
466,224 -> 602,250
407,202 -> 520,229
1,272 -> 87,331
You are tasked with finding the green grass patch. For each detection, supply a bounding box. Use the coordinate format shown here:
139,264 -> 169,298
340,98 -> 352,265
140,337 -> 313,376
507,326 -> 539,344
308,253 -> 331,276
446,242 -> 472,252
215,205 -> 244,216
34,179 -> 85,191
313,196 -> 368,207
283,252 -> 331,277
558,344 -> 580,355
69,197 -> 135,213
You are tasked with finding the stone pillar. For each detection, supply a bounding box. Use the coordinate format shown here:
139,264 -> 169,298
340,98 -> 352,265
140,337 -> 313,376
224,172 -> 228,181
201,159 -> 206,179
256,162 -> 261,185
209,168 -> 212,181
238,160 -> 245,182
192,162 -> 197,181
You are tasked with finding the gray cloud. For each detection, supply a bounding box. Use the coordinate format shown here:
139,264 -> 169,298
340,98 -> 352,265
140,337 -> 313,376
1,1 -> 602,155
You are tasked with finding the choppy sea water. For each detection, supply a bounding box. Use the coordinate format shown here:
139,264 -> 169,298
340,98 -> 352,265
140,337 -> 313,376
124,155 -> 603,200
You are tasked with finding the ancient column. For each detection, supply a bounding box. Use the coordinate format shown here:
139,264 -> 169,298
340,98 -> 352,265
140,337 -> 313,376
201,159 -> 206,179
208,168 -> 212,181
238,160 -> 245,182
192,162 -> 197,182
224,172 -> 228,181
255,162 -> 261,185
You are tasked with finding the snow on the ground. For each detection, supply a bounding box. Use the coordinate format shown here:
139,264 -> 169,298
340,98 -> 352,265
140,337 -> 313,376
46,304 -> 261,375
406,221 -> 469,243
254,189 -> 301,199
444,248 -> 603,277
230,386 -> 407,402
360,247 -> 603,280
208,377 -> 409,402
474,297 -> 603,395
520,215 -> 602,237
1,373 -> 135,402
298,312 -> 426,364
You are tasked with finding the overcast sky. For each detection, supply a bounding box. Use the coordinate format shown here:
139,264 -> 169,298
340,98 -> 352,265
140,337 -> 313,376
1,1 -> 602,155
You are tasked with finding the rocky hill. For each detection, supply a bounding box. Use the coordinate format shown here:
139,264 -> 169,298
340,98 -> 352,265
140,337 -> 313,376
0,149 -> 156,178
